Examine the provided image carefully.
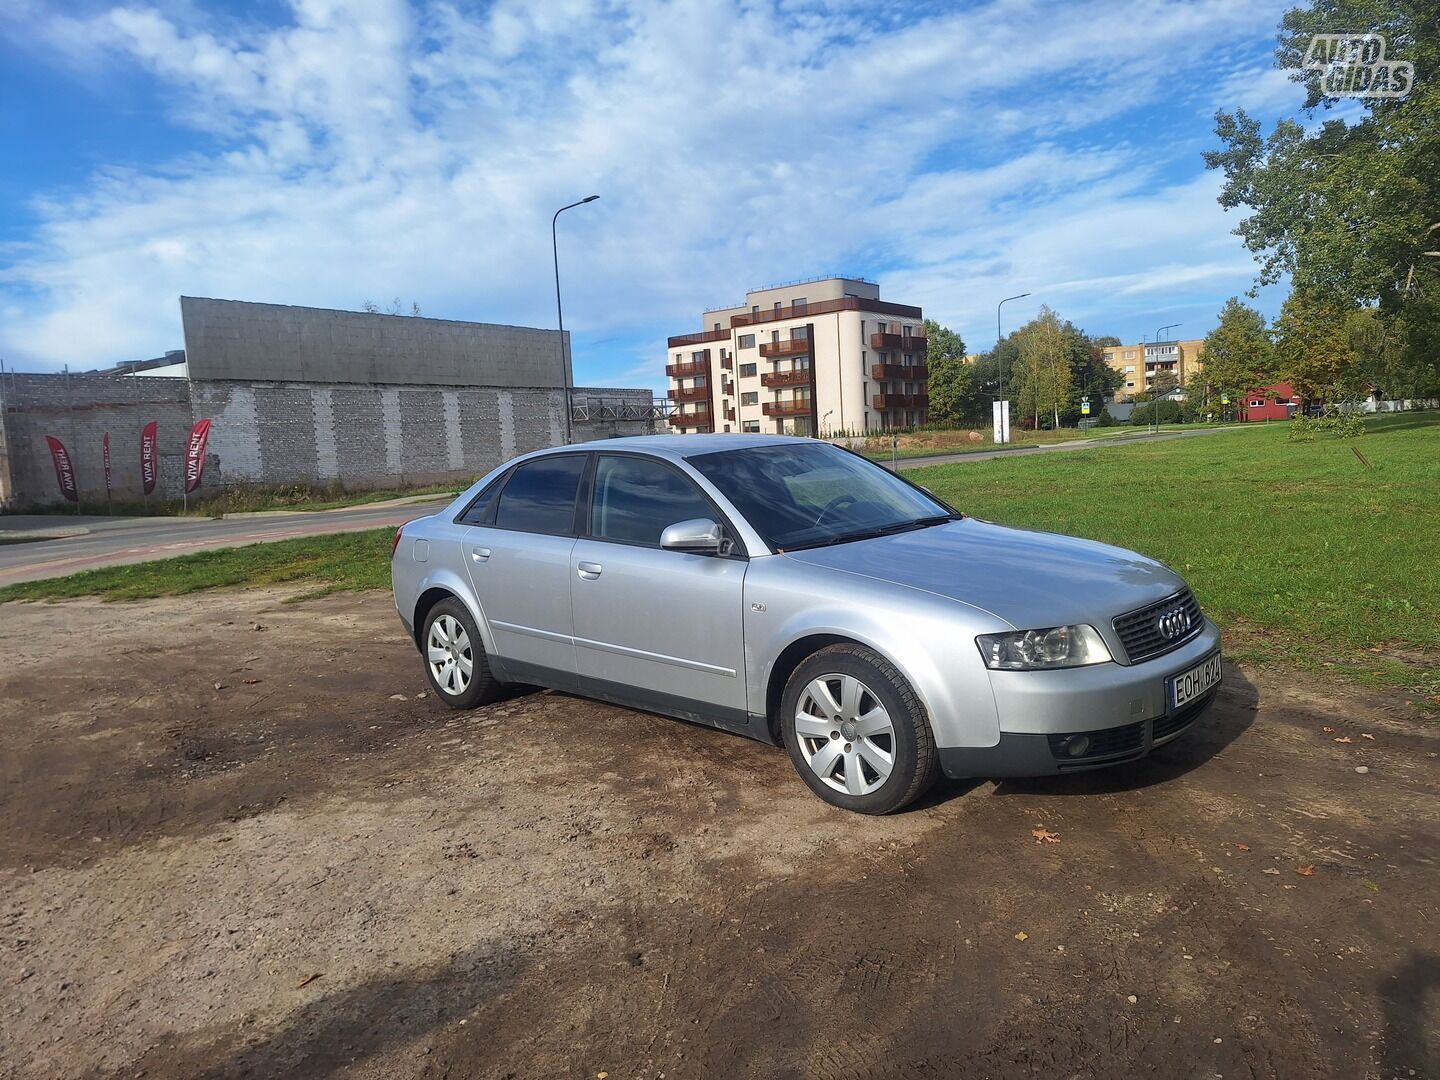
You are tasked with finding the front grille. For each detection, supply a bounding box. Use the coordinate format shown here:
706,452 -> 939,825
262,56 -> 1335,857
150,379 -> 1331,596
1048,719 -> 1145,761
1153,687 -> 1218,742
1112,589 -> 1203,664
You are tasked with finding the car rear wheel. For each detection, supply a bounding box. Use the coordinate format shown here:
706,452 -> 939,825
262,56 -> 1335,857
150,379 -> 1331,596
421,598 -> 504,709
780,644 -> 938,814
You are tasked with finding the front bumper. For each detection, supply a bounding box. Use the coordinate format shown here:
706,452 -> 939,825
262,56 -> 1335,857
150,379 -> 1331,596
939,619 -> 1223,779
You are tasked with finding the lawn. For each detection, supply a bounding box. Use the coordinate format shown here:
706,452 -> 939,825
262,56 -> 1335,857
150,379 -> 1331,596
857,422 -> 1234,462
911,414 -> 1439,701
0,528 -> 395,602
4,415 -> 1435,702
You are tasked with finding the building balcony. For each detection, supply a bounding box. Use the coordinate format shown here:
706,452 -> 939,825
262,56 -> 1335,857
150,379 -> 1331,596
673,385 -> 710,402
669,410 -> 712,430
720,356 -> 734,371
667,327 -> 731,348
870,333 -> 927,352
872,393 -> 928,410
762,399 -> 814,418
759,337 -> 811,358
761,368 -> 812,388
870,363 -> 928,381
730,296 -> 922,328
725,407 -> 736,422
665,359 -> 709,378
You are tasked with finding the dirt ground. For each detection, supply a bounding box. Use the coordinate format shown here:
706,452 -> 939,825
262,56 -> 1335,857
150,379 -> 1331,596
1,590 -> 1436,1080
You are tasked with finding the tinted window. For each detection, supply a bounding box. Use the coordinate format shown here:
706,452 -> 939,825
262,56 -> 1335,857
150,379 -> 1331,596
457,477 -> 504,525
494,455 -> 585,535
590,455 -> 714,546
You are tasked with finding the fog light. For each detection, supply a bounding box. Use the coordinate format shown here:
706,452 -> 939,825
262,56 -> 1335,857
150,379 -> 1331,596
1065,734 -> 1091,758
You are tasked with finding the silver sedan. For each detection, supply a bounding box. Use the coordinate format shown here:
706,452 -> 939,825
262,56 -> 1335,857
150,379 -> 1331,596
391,435 -> 1221,814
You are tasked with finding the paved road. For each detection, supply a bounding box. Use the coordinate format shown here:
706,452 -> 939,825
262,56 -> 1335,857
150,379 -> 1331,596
0,498 -> 453,587
0,426 -> 1248,586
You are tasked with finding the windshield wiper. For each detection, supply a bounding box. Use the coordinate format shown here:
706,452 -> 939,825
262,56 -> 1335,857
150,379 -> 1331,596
783,514 -> 956,551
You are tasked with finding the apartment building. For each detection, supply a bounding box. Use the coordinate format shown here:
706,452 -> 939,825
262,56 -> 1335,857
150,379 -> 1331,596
1102,339 -> 1206,402
664,277 -> 927,436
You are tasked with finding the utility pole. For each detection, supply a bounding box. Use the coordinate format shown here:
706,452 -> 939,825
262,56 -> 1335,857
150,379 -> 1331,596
995,292 -> 1030,444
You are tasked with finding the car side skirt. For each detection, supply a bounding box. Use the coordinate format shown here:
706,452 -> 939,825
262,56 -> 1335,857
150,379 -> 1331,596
496,659 -> 776,745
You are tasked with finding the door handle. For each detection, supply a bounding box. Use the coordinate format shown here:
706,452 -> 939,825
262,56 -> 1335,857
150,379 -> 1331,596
577,561 -> 603,579
470,547 -> 491,562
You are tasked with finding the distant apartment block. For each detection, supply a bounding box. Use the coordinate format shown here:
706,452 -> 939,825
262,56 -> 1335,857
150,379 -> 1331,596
664,277 -> 928,435
1102,339 -> 1206,402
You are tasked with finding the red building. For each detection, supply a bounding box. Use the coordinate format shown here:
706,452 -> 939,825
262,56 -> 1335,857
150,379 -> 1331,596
1243,381 -> 1301,421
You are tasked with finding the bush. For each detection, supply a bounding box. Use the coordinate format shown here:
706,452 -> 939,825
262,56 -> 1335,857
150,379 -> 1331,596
1130,399 -> 1185,425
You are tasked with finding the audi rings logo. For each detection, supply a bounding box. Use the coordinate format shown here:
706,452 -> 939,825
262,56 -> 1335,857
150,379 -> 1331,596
1157,607 -> 1191,640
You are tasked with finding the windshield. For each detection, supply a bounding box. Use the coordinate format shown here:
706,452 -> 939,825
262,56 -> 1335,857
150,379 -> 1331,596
688,442 -> 954,551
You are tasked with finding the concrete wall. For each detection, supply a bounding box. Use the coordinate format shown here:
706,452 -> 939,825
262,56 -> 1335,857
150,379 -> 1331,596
1,373 -> 654,508
180,297 -> 572,388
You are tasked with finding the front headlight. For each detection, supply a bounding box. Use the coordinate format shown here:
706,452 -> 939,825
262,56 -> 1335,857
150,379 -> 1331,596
976,624 -> 1113,670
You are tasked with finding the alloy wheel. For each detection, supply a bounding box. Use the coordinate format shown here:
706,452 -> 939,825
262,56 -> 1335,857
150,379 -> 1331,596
427,614 -> 473,696
794,674 -> 895,795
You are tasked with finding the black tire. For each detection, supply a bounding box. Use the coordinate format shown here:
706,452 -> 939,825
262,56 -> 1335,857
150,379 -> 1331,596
420,598 -> 505,709
779,644 -> 938,815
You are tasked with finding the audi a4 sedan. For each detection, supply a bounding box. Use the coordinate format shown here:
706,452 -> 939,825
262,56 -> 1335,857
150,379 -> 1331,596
391,435 -> 1221,814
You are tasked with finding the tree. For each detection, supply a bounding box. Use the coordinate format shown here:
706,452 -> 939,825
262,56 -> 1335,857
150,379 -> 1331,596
1013,307 -> 1073,429
924,319 -> 982,425
1272,291 -> 1361,401
1200,297 -> 1274,404
1204,0 -> 1440,388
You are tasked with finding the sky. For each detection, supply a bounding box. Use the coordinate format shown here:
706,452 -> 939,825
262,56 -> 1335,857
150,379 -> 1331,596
0,0 -> 1309,392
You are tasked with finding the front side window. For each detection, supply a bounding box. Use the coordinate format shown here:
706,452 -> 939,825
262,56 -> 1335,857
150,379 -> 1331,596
494,455 -> 585,535
590,455 -> 715,546
688,442 -> 951,551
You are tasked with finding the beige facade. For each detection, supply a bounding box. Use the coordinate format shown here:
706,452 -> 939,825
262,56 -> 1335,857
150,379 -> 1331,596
1103,339 -> 1206,402
664,278 -> 927,435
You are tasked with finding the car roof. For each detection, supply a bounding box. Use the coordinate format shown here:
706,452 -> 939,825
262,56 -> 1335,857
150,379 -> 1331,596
561,433 -> 807,459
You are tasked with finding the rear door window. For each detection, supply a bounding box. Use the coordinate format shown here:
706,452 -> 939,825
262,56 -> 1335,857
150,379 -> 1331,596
494,455 -> 585,535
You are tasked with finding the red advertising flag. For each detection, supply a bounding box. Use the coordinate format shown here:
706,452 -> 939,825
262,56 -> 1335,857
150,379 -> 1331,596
45,435 -> 78,503
184,418 -> 213,493
102,432 -> 113,498
140,421 -> 158,494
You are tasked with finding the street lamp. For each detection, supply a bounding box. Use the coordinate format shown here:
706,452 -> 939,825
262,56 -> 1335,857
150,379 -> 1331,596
553,195 -> 599,443
995,292 -> 1030,444
1151,321 -> 1181,433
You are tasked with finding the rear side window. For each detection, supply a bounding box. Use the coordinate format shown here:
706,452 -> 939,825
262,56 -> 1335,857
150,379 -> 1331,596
590,455 -> 713,545
494,455 -> 585,535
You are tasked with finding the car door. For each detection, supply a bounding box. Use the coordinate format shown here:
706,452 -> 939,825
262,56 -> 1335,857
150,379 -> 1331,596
570,453 -> 749,723
459,453 -> 586,679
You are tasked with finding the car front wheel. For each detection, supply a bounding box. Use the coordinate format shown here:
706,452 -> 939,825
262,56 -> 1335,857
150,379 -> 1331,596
780,644 -> 938,814
421,598 -> 504,709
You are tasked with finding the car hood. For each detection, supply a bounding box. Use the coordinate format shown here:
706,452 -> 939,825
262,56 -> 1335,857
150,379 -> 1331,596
782,518 -> 1188,631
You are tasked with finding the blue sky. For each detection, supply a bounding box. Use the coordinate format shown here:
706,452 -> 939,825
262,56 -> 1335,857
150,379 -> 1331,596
1,0 -> 1307,392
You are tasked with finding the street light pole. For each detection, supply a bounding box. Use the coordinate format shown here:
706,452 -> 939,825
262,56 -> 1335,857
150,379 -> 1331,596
996,292 -> 1030,444
553,195 -> 599,444
1151,321 -> 1181,433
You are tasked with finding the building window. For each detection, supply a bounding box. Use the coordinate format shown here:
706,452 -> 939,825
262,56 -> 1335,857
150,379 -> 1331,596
1249,398 -> 1264,408
738,334 -> 755,349
713,322 -> 721,332
771,329 -> 780,344
1126,381 -> 1135,388
739,363 -> 757,378
1125,365 -> 1135,372
742,420 -> 760,433
791,325 -> 808,340
774,301 -> 782,314
793,296 -> 807,312
741,391 -> 759,406
674,353 -> 682,362
751,305 -> 759,316
1124,350 -> 1135,359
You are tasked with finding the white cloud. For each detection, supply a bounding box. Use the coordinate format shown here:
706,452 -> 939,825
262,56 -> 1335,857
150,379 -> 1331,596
0,0 -> 1293,386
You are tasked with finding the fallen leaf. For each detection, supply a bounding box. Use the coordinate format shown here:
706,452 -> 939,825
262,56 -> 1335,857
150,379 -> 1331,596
1295,865 -> 1315,877
1334,736 -> 1353,744
1362,880 -> 1380,892
1322,726 -> 1335,733
1361,733 -> 1375,740
1235,843 -> 1251,852
1014,931 -> 1029,941
1032,828 -> 1061,844
296,973 -> 322,989
1262,867 -> 1281,875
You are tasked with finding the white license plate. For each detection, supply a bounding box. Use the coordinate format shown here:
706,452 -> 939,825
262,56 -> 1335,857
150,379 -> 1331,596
1169,652 -> 1222,710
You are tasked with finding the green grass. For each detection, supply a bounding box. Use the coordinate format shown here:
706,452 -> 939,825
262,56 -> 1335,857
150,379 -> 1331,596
0,528 -> 396,602
911,413 -> 1440,702
857,422 -> 1238,461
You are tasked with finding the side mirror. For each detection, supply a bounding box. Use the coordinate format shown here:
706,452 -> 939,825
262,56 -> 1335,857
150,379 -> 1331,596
660,518 -> 724,553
